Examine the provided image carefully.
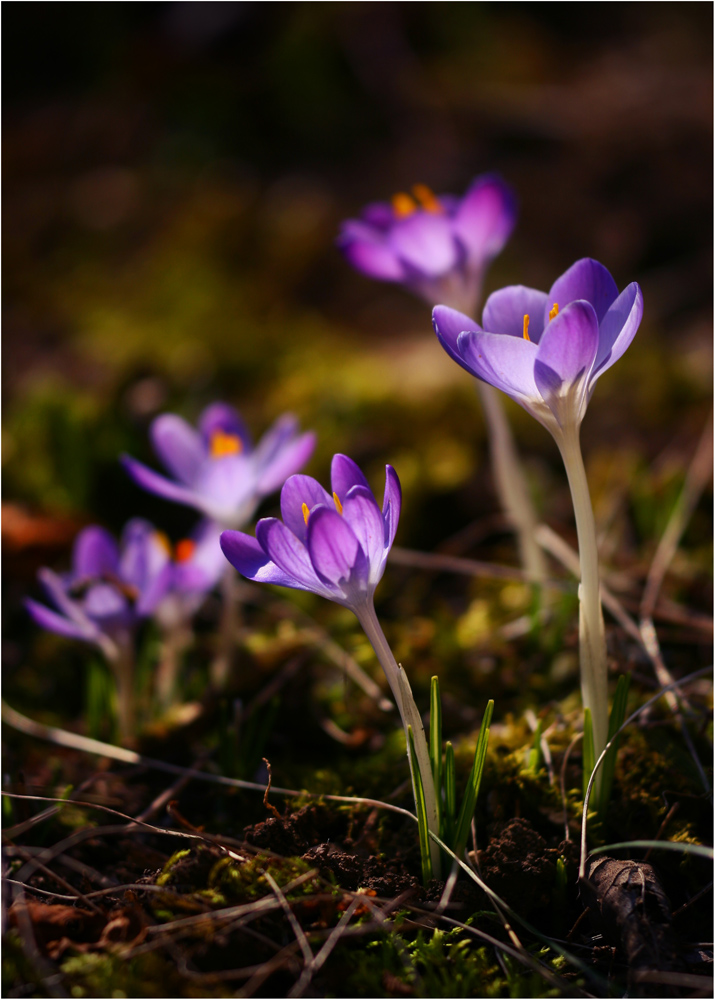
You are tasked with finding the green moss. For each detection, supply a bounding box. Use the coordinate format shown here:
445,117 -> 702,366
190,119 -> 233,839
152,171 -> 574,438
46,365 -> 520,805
61,951 -> 192,1000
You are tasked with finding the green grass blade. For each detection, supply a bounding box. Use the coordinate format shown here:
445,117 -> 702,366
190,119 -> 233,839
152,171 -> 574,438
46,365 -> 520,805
526,719 -> 542,773
582,708 -> 595,800
429,675 -> 442,827
408,724 -> 433,886
444,741 -> 456,847
597,674 -> 630,816
453,699 -> 494,859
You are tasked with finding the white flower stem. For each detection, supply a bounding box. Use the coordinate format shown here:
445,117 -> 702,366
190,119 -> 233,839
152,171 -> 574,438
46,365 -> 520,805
156,625 -> 192,709
106,631 -> 135,746
555,426 -> 609,781
355,601 -> 441,876
211,565 -> 240,688
476,381 -> 548,586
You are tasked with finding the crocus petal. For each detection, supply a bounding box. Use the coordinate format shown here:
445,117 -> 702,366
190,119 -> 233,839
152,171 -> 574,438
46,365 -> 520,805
382,464 -> 402,549
39,568 -> 92,625
482,286 -> 548,343
255,431 -> 317,498
280,474 -> 333,544
122,455 -> 213,515
250,413 -> 302,469
546,258 -> 619,324
136,563 -> 174,617
150,414 -> 206,485
341,486 -> 385,580
306,506 -> 370,600
193,455 -> 256,523
533,300 -> 599,400
72,526 -> 119,580
389,212 -> 461,278
432,305 -> 481,371
198,403 -> 252,451
83,583 -> 129,621
452,175 -> 517,264
591,282 -> 644,383
331,454 -> 371,502
257,517 -> 332,595
456,330 -> 540,404
25,599 -> 99,643
220,530 -> 300,589
339,222 -> 407,281
175,521 -> 226,592
119,518 -> 169,591
362,202 -> 396,228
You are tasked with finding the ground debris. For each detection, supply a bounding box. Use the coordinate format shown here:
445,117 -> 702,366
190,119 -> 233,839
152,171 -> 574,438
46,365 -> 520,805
580,855 -> 680,990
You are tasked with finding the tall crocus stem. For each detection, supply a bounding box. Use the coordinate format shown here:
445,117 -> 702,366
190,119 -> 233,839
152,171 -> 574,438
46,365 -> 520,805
211,565 -> 240,688
476,381 -> 548,587
355,601 -> 441,876
107,632 -> 135,746
555,424 -> 609,783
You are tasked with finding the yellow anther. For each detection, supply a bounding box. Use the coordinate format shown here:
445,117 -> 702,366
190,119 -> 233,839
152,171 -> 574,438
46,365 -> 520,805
392,192 -> 417,218
175,538 -> 196,563
549,302 -> 559,321
412,183 -> 442,214
523,314 -> 531,342
154,531 -> 172,556
302,502 -> 310,526
210,430 -> 242,459
333,492 -> 343,515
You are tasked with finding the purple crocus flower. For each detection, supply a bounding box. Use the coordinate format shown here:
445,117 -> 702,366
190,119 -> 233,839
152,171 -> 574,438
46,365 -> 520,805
154,519 -> 226,630
122,403 -> 316,528
338,175 -> 516,314
220,452 -> 440,866
26,519 -> 173,659
433,257 -> 643,434
219,454 -> 401,613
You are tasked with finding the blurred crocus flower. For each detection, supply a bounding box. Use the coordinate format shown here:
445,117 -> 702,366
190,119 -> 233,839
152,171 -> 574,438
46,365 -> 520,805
122,403 -> 316,529
433,257 -> 643,436
435,257 -> 644,777
338,175 -> 516,314
220,454 -> 441,873
154,519 -> 225,630
26,520 -> 172,659
26,519 -> 173,742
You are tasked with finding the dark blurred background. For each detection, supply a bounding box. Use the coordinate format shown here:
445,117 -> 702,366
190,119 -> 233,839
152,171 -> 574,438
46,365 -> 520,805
3,1 -> 712,611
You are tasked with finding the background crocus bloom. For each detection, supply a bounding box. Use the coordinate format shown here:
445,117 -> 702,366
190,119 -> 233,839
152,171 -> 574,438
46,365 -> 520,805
25,519 -> 173,657
154,519 -> 226,630
219,453 -> 400,611
338,174 -> 516,314
122,402 -> 316,528
433,257 -> 643,434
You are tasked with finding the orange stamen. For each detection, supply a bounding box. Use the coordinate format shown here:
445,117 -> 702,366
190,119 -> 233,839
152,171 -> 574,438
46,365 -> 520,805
154,531 -> 172,556
175,539 -> 196,563
549,302 -> 559,321
412,183 -> 442,213
392,192 -> 417,218
523,314 -> 531,341
210,430 -> 242,459
333,492 -> 343,515
302,502 -> 310,526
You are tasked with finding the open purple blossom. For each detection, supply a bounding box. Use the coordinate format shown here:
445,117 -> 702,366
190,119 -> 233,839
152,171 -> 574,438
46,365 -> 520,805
122,403 -> 316,528
154,519 -> 226,631
338,175 -> 516,314
25,519 -> 173,659
219,454 -> 401,613
436,258 -> 644,778
433,257 -> 643,435
220,454 -> 440,865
